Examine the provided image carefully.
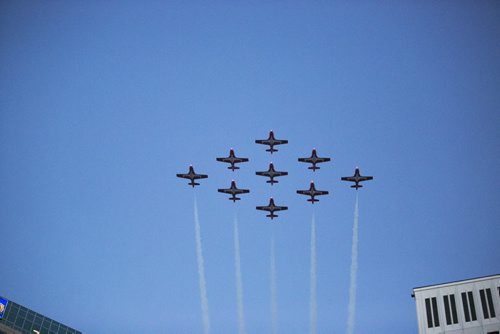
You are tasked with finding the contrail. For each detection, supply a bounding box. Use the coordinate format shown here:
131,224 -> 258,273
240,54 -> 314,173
346,194 -> 359,334
310,212 -> 317,334
194,195 -> 210,334
233,212 -> 246,334
270,233 -> 278,334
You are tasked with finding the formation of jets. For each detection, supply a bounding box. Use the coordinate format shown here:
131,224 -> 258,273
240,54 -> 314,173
177,130 -> 374,219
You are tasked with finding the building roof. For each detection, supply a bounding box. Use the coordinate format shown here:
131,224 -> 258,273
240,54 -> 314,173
412,273 -> 500,298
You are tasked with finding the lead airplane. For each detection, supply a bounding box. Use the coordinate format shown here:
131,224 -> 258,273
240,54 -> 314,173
255,130 -> 288,154
255,162 -> 288,185
297,181 -> 329,203
218,180 -> 250,202
216,149 -> 249,171
176,165 -> 208,187
298,149 -> 331,171
256,198 -> 288,220
341,167 -> 373,189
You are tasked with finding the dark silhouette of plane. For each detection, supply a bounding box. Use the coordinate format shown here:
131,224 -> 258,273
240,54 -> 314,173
256,198 -> 288,220
297,181 -> 329,203
216,149 -> 249,171
218,180 -> 250,202
255,162 -> 288,185
298,149 -> 331,171
341,167 -> 373,189
176,165 -> 208,187
255,130 -> 288,154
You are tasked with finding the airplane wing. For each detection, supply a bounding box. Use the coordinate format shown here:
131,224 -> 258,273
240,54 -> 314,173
274,205 -> 288,211
315,190 -> 329,195
298,158 -> 312,163
235,189 -> 250,194
193,174 -> 208,179
256,205 -> 271,211
341,176 -> 355,182
273,139 -> 288,145
218,189 -> 233,194
255,139 -> 270,145
255,171 -> 269,176
359,176 -> 373,181
297,190 -> 311,195
233,157 -> 249,163
216,157 -> 230,163
316,157 -> 331,163
176,173 -> 190,179
274,171 -> 288,176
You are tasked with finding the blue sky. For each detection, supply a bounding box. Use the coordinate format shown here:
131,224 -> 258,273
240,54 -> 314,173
1,1 -> 499,333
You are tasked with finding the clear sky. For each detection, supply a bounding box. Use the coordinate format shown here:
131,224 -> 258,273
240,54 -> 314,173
1,1 -> 499,333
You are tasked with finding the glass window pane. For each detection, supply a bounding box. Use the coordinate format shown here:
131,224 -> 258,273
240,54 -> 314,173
468,291 -> 477,321
450,294 -> 458,324
462,292 -> 471,322
432,297 -> 440,327
443,295 -> 451,325
425,298 -> 433,328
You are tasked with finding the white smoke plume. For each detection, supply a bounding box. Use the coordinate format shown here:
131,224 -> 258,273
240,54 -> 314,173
194,195 -> 210,334
346,194 -> 359,334
270,234 -> 278,334
233,213 -> 246,334
310,212 -> 317,334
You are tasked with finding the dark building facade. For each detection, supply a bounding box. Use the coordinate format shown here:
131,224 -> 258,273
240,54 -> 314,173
0,297 -> 81,334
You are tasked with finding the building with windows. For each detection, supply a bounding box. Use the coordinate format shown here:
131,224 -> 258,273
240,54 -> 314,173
412,274 -> 500,334
0,297 -> 81,334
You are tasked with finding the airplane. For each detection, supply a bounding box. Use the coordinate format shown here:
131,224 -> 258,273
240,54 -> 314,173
256,198 -> 288,220
255,130 -> 288,154
217,180 -> 250,202
341,167 -> 373,189
255,162 -> 288,185
176,165 -> 208,187
298,149 -> 331,171
216,149 -> 249,171
296,181 -> 329,203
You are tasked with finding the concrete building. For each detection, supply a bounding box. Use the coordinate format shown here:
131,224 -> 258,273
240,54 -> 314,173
412,274 -> 500,334
0,297 -> 81,334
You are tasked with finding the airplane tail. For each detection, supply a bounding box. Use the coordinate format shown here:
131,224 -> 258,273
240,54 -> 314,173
307,198 -> 319,204
351,184 -> 362,189
267,213 -> 277,220
229,166 -> 240,171
230,197 -> 241,202
308,166 -> 319,171
267,179 -> 278,185
190,182 -> 200,187
266,148 -> 278,154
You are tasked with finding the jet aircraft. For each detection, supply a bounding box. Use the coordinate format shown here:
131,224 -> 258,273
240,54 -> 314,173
341,167 -> 373,189
298,149 -> 331,171
216,149 -> 249,171
296,181 -> 329,203
255,162 -> 288,185
255,130 -> 288,154
218,180 -> 250,202
176,165 -> 208,187
256,198 -> 288,220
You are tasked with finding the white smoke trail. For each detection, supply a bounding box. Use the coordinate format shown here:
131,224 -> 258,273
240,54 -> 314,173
310,212 -> 317,334
346,194 -> 359,334
194,195 -> 210,334
270,234 -> 278,334
233,212 -> 246,334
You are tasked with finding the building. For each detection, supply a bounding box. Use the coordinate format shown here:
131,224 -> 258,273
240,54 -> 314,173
412,274 -> 500,334
0,297 -> 81,334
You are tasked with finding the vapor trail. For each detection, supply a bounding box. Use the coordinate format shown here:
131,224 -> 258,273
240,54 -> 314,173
194,195 -> 210,334
270,234 -> 278,334
346,194 -> 359,334
310,212 -> 317,334
233,212 -> 246,334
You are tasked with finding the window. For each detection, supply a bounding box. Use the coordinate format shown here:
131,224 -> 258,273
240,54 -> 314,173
425,297 -> 440,328
443,294 -> 459,325
479,288 -> 496,319
461,291 -> 477,322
